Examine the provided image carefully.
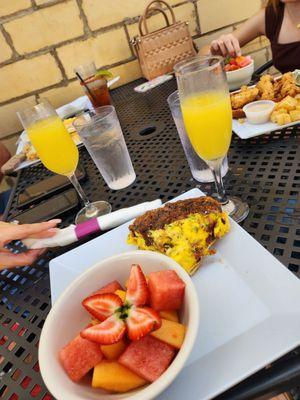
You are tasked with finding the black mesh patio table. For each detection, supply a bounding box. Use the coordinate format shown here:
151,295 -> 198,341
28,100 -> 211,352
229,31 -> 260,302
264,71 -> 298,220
1,78 -> 300,400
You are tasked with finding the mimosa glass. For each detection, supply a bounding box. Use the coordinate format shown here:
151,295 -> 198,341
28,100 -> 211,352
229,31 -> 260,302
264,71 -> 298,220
174,55 -> 249,222
17,100 -> 111,224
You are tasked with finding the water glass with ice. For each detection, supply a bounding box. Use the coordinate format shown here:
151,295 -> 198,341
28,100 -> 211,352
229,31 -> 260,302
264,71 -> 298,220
167,91 -> 228,183
74,106 -> 136,190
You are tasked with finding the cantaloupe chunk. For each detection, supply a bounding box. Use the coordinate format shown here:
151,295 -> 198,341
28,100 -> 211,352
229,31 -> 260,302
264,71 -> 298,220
151,318 -> 186,349
101,339 -> 127,360
159,310 -> 179,322
92,360 -> 147,392
115,290 -> 126,302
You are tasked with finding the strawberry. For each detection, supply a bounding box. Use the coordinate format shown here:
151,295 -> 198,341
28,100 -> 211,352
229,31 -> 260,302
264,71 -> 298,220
81,314 -> 126,345
82,293 -> 122,322
127,307 -> 161,341
125,264 -> 149,306
79,266 -> 162,345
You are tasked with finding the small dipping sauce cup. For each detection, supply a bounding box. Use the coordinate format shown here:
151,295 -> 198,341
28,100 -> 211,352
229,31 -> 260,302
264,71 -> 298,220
243,100 -> 275,124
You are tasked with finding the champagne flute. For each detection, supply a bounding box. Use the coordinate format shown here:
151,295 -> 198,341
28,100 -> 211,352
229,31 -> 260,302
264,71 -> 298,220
174,55 -> 249,222
17,100 -> 111,224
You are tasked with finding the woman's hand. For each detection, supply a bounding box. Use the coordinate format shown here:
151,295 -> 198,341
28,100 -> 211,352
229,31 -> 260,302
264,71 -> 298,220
0,219 -> 61,268
210,34 -> 242,58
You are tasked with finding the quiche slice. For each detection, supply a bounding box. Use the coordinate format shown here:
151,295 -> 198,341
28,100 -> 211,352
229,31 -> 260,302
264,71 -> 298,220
127,197 -> 230,275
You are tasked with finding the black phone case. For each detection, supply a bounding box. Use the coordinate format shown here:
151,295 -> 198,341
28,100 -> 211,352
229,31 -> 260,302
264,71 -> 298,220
16,166 -> 86,209
11,189 -> 79,224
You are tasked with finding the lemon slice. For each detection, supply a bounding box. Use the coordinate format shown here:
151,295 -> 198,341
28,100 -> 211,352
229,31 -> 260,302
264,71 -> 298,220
95,69 -> 113,79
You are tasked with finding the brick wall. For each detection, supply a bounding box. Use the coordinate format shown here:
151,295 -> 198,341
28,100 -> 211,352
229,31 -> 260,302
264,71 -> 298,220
0,0 -> 268,146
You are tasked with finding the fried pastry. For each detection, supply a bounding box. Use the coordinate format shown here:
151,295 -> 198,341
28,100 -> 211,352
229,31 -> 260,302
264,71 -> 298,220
280,72 -> 300,98
230,86 -> 259,110
231,72 -> 300,120
271,112 -> 291,125
256,74 -> 275,100
289,109 -> 300,122
23,143 -> 38,161
275,95 -> 298,111
232,108 -> 245,119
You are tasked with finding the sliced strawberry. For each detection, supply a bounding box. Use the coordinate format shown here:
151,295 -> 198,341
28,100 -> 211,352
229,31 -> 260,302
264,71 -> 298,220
82,293 -> 122,322
126,307 -> 161,341
81,314 -> 126,345
125,264 -> 149,306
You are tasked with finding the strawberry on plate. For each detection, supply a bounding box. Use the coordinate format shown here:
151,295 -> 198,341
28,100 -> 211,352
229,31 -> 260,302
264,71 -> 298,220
229,58 -> 237,66
82,293 -> 122,321
81,314 -> 126,345
127,307 -> 161,341
125,264 -> 149,306
80,264 -> 161,345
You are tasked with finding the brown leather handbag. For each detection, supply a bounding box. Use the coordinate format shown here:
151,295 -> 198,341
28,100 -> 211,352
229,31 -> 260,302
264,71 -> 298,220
132,0 -> 196,80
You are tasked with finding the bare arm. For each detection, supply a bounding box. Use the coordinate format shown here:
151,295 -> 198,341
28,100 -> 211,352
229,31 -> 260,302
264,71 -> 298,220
199,8 -> 266,57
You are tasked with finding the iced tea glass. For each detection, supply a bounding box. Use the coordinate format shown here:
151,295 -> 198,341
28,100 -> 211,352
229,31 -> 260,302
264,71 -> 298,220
74,62 -> 111,108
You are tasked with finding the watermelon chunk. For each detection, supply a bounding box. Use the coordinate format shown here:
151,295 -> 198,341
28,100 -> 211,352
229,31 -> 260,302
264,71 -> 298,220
93,280 -> 123,295
148,270 -> 185,311
59,334 -> 103,382
118,335 -> 176,382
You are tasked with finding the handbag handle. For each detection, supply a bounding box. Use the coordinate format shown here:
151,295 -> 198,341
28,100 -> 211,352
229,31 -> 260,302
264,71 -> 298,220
139,0 -> 177,36
138,6 -> 170,36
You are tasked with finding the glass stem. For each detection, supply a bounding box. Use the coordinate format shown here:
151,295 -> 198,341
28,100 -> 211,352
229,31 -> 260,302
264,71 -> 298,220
207,158 -> 228,205
68,173 -> 98,217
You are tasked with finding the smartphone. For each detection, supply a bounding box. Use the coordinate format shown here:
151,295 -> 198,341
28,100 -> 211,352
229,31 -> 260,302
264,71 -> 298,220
10,189 -> 79,224
17,167 -> 86,209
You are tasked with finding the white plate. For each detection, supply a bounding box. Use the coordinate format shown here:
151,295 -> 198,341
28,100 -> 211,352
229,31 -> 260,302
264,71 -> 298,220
49,188 -> 300,400
233,117 -> 299,139
231,74 -> 300,138
15,95 -> 94,171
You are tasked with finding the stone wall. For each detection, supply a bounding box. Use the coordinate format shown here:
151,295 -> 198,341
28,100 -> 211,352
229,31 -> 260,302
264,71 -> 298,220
0,0 -> 268,146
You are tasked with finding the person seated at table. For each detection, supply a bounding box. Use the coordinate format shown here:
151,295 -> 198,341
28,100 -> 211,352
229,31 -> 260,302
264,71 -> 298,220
0,219 -> 60,268
199,0 -> 300,74
0,142 -> 11,215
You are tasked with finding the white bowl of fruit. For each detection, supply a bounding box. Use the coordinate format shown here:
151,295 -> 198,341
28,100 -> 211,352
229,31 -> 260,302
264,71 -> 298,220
39,250 -> 199,400
224,55 -> 254,91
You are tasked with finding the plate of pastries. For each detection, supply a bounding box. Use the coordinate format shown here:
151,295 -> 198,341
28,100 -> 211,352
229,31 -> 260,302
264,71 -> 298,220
231,72 -> 300,139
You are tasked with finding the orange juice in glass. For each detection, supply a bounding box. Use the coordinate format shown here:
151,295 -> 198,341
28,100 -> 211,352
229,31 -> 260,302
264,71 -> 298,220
175,56 -> 249,223
17,100 -> 111,223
